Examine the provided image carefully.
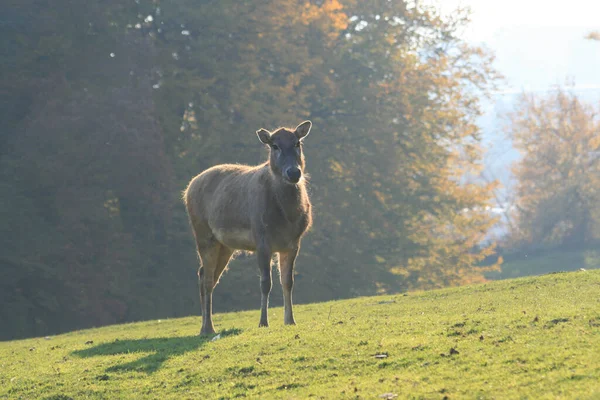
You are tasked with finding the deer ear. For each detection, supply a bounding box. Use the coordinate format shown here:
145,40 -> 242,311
256,128 -> 272,144
294,120 -> 312,140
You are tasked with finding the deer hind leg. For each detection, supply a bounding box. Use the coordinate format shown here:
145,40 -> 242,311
197,241 -> 222,335
279,248 -> 299,325
256,243 -> 273,328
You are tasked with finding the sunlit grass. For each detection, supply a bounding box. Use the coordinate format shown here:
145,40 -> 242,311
1,270 -> 599,399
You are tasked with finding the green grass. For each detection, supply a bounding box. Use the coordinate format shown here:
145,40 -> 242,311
2,270 -> 600,400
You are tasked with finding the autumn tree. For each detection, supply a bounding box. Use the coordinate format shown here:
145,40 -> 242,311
317,1 -> 501,289
506,87 -> 600,247
586,31 -> 600,41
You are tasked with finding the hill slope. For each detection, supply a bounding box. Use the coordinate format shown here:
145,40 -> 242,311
1,270 -> 599,399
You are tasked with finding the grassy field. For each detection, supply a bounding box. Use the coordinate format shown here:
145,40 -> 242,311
1,270 -> 599,400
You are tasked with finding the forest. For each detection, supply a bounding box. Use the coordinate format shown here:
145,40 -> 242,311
1,0 -> 598,340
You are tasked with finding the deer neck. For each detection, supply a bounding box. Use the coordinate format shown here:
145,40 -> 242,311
271,174 -> 307,223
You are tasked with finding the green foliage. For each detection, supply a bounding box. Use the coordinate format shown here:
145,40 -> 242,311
0,0 -> 189,340
1,271 -> 599,399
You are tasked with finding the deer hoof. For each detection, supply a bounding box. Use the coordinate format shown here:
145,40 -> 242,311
200,328 -> 216,336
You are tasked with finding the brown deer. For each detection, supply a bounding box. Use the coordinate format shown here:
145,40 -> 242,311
183,121 -> 313,335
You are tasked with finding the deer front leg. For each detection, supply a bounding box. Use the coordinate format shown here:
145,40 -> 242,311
256,244 -> 272,328
279,248 -> 298,325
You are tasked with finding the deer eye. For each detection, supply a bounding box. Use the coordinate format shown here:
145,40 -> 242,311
271,144 -> 279,151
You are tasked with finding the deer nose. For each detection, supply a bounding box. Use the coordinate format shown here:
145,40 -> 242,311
286,167 -> 301,183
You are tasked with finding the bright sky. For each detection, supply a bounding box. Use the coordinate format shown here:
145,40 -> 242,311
433,0 -> 600,196
433,0 -> 600,42
427,0 -> 600,92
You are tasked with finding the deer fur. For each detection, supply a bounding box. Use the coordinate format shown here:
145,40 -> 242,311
183,121 -> 313,335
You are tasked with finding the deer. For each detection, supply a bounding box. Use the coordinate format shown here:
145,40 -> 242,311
183,121 -> 313,335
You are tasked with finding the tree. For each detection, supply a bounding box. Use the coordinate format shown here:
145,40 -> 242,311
300,1 -> 501,289
506,87 -> 600,247
586,31 -> 600,41
0,0 -> 180,339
